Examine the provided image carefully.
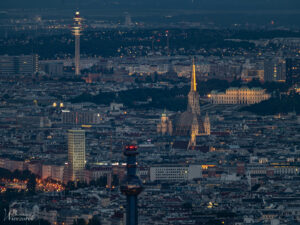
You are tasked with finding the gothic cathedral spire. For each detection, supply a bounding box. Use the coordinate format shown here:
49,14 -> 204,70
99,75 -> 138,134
191,57 -> 197,92
187,57 -> 201,115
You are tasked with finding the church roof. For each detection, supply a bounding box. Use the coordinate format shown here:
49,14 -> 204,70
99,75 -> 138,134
174,111 -> 205,136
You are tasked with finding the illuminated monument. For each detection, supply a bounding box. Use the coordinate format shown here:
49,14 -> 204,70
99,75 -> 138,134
72,11 -> 83,76
120,145 -> 143,225
174,58 -> 210,147
157,110 -> 173,136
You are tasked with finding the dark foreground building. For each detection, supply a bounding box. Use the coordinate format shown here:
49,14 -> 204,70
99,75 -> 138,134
120,145 -> 143,225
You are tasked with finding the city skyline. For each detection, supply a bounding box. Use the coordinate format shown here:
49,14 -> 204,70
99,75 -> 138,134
0,1 -> 300,225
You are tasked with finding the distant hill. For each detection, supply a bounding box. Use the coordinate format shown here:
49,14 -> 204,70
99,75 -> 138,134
1,0 -> 300,10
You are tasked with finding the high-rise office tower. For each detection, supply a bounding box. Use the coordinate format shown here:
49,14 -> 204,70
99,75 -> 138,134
73,11 -> 83,76
0,54 -> 39,75
264,58 -> 286,82
120,145 -> 143,225
124,12 -> 133,27
68,129 -> 85,182
286,58 -> 300,85
264,60 -> 275,82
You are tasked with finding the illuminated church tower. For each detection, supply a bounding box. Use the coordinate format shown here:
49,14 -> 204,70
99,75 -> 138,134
157,111 -> 173,135
174,57 -> 212,149
188,59 -> 201,147
73,11 -> 83,76
187,58 -> 201,115
175,58 -> 205,138
204,112 -> 211,135
189,116 -> 199,148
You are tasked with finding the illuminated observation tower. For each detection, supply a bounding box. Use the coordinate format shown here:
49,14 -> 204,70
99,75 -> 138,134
73,11 -> 83,76
120,145 -> 143,225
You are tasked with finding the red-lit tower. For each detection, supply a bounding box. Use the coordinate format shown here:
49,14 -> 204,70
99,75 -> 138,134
73,11 -> 83,76
120,145 -> 143,225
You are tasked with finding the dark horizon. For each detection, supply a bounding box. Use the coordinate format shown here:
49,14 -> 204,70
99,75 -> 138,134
1,0 -> 300,28
1,0 -> 300,10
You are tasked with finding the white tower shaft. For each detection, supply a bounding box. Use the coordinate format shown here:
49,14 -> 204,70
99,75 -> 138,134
75,35 -> 80,76
73,11 -> 82,76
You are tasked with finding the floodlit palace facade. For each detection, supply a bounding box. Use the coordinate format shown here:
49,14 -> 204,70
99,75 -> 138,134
210,87 -> 271,105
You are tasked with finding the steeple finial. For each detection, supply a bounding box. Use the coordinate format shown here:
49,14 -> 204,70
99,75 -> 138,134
191,57 -> 196,92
